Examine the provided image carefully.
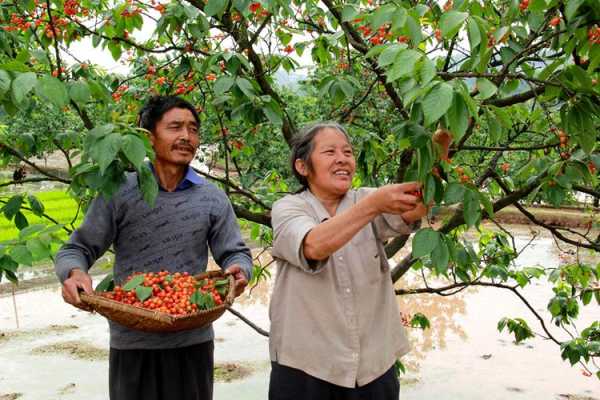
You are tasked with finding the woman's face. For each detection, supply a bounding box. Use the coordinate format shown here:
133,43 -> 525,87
297,128 -> 356,199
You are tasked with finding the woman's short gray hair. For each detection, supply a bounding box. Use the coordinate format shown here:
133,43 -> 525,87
289,122 -> 351,190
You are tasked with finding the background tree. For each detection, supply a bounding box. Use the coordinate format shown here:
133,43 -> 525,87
0,0 -> 598,378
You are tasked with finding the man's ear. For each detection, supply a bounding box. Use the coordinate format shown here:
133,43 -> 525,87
294,159 -> 308,177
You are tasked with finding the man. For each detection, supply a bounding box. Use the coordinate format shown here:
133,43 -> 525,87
55,95 -> 252,400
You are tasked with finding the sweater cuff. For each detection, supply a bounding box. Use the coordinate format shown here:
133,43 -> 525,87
55,252 -> 90,284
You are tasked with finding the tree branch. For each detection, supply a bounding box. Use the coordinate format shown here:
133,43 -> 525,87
483,86 -> 545,107
395,280 -> 560,345
321,0 -> 409,119
573,185 -> 600,199
227,307 -> 269,337
391,170 -> 548,281
0,144 -> 71,183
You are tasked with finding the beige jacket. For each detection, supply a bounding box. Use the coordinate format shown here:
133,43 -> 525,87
269,188 -> 412,388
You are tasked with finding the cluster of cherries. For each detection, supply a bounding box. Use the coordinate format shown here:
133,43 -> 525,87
101,271 -> 225,316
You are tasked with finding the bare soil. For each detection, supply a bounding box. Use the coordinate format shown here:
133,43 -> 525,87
0,394 -> 22,400
30,340 -> 109,361
214,362 -> 254,382
0,324 -> 78,343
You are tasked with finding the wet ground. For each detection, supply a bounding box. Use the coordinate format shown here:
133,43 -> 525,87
0,224 -> 598,399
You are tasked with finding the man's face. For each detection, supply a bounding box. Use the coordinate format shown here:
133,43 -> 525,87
150,107 -> 200,167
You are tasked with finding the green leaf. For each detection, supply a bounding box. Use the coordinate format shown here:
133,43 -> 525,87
236,77 -> 256,98
341,5 -> 358,22
26,237 -> 49,259
27,195 -> 45,216
95,273 -> 114,292
96,133 -> 122,175
497,317 -> 508,332
423,174 -> 436,204
205,0 -> 227,16
370,4 -> 395,30
412,228 -> 440,258
378,44 -> 404,67
565,0 -> 584,20
463,190 -> 480,227
582,290 -> 593,306
422,82 -> 453,126
138,164 -> 159,207
479,192 -> 494,218
214,76 -> 235,95
447,94 -> 469,138
88,124 -> 114,141
121,135 -> 147,169
107,41 -> 122,61
337,79 -> 355,98
410,312 -> 431,329
88,80 -> 111,103
2,195 -> 23,220
431,238 -> 449,274
406,15 -> 422,45
123,274 -> 145,291
11,72 -> 37,104
215,278 -> 229,287
14,212 -> 28,230
467,18 -> 481,51
19,223 -> 46,240
391,8 -> 407,31
35,75 -> 69,108
365,45 -> 386,59
387,49 -> 422,82
440,11 -> 468,39
9,245 -> 33,266
190,289 -> 202,305
69,81 -> 91,104
419,56 -> 436,85
263,102 -> 283,126
135,285 -> 153,302
0,60 -> 31,72
0,70 -> 11,98
528,0 -> 547,12
475,78 -> 497,100
444,183 -> 465,204
0,255 -> 18,273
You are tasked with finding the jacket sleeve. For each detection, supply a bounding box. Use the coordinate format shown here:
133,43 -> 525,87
271,195 -> 327,274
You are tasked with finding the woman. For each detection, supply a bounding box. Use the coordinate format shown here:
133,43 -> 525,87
269,122 -> 427,399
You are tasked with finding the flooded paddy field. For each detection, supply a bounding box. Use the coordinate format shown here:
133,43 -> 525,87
0,224 -> 598,400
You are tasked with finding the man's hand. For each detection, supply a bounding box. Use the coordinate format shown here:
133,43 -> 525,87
224,264 -> 248,297
61,268 -> 93,311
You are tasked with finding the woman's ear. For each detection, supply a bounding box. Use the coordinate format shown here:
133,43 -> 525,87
294,159 -> 308,177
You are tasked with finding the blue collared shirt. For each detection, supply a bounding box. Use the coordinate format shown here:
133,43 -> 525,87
149,163 -> 203,191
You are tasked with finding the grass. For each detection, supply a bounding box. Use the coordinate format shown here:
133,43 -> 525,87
0,190 -> 84,243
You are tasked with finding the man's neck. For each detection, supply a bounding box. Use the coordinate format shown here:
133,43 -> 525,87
152,161 -> 187,192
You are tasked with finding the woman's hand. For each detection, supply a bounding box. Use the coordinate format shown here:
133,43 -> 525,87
367,182 -> 423,215
401,201 -> 428,224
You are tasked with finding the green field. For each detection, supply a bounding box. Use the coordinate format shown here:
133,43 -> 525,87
0,190 -> 84,244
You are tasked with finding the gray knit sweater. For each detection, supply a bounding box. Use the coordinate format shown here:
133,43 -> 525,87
55,172 -> 253,349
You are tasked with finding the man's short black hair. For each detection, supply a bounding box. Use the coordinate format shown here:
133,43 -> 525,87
138,95 -> 200,133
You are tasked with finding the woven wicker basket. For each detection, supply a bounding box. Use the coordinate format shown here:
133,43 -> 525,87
80,270 -> 235,333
